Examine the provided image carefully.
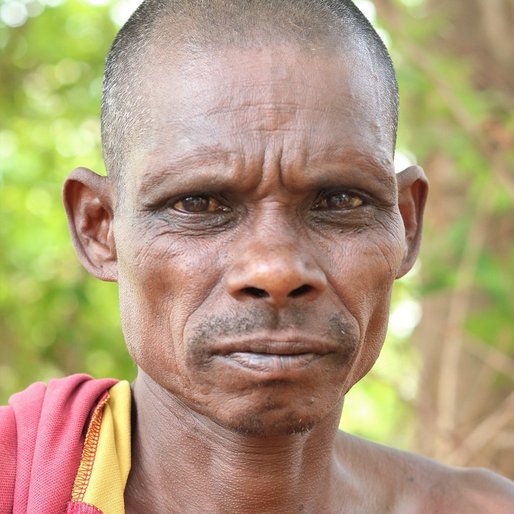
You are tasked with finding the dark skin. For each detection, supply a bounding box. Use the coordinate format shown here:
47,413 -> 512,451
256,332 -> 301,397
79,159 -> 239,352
64,44 -> 514,512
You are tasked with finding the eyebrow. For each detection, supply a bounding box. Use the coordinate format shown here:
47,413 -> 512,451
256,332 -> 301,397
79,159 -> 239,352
137,148 -> 241,195
303,149 -> 397,191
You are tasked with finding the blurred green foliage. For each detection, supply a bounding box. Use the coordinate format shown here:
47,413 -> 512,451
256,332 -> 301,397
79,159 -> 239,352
0,0 -> 136,396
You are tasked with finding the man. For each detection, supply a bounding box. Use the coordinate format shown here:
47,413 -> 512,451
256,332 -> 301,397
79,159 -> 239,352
1,0 -> 513,512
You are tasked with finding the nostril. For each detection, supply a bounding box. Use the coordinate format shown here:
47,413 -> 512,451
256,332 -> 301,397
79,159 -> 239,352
243,287 -> 270,299
288,284 -> 314,298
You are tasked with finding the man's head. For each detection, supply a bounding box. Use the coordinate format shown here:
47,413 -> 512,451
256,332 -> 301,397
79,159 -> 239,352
63,0 -> 427,436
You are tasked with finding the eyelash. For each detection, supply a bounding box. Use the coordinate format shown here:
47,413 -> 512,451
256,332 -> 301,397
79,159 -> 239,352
171,194 -> 230,214
312,190 -> 366,211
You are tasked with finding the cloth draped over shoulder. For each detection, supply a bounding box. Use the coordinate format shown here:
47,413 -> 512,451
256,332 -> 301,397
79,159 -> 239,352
0,374 -> 119,514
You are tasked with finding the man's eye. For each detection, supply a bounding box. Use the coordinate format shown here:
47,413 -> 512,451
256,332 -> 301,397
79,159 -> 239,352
314,192 -> 364,210
172,195 -> 229,213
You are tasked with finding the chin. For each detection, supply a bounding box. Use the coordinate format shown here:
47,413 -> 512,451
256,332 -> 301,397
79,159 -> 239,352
189,379 -> 345,437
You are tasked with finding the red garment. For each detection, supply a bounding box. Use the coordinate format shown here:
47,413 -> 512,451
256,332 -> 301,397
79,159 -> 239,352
0,374 -> 118,514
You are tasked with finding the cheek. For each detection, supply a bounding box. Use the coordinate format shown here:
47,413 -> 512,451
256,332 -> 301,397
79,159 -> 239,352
326,228 -> 402,312
115,225 -> 222,379
324,231 -> 404,384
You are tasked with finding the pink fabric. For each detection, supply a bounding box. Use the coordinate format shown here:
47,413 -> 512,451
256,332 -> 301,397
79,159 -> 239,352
0,374 -> 118,514
65,502 -> 104,513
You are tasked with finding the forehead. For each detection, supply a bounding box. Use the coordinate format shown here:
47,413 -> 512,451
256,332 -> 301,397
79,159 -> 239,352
129,44 -> 394,193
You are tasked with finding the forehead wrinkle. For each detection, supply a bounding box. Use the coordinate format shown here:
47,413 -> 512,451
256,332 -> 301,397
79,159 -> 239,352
152,45 -> 387,131
170,48 -> 351,119
201,101 -> 303,120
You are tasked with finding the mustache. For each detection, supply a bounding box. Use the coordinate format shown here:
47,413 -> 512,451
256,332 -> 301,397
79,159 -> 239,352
186,308 -> 358,360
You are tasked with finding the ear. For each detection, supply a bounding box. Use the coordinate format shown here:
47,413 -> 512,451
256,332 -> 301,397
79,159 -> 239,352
395,165 -> 429,278
63,167 -> 117,282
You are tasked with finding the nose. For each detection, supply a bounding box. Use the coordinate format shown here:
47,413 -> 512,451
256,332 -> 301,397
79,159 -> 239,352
224,239 -> 327,308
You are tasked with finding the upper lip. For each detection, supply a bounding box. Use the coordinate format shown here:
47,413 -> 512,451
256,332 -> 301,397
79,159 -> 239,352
212,336 -> 337,356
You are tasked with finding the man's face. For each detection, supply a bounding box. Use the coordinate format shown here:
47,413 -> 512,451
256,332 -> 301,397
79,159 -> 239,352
113,44 -> 406,435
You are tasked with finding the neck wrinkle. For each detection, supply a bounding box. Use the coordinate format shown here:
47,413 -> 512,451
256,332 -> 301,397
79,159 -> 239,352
125,371 -> 343,513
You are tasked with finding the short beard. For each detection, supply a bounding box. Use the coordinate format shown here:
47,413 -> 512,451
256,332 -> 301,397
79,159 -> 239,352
221,412 -> 317,437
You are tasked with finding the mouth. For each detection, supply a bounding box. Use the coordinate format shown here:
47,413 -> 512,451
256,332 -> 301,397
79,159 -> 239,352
212,338 -> 336,373
225,352 -> 321,372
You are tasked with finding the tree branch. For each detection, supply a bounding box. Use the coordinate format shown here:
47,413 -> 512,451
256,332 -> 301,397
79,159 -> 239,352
448,390 -> 514,465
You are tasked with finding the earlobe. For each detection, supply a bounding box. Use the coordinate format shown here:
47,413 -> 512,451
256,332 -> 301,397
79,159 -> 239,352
396,165 -> 429,278
63,167 -> 118,282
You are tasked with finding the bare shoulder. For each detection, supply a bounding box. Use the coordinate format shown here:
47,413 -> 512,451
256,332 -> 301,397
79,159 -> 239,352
335,431 -> 514,513
446,466 -> 514,514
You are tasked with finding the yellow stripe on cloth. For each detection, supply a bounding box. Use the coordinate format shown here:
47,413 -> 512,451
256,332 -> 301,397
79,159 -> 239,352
71,380 -> 132,514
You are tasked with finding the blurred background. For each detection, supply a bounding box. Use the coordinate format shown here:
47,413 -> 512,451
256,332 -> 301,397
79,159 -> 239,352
1,0 -> 513,479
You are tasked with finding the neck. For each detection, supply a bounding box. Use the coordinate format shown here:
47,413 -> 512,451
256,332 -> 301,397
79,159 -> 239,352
124,371 -> 344,513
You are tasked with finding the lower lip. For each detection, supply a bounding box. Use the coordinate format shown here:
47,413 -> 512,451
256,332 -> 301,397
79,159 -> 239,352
224,352 -> 321,372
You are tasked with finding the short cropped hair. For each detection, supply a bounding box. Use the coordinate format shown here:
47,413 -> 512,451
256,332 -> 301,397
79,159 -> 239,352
101,0 -> 399,188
